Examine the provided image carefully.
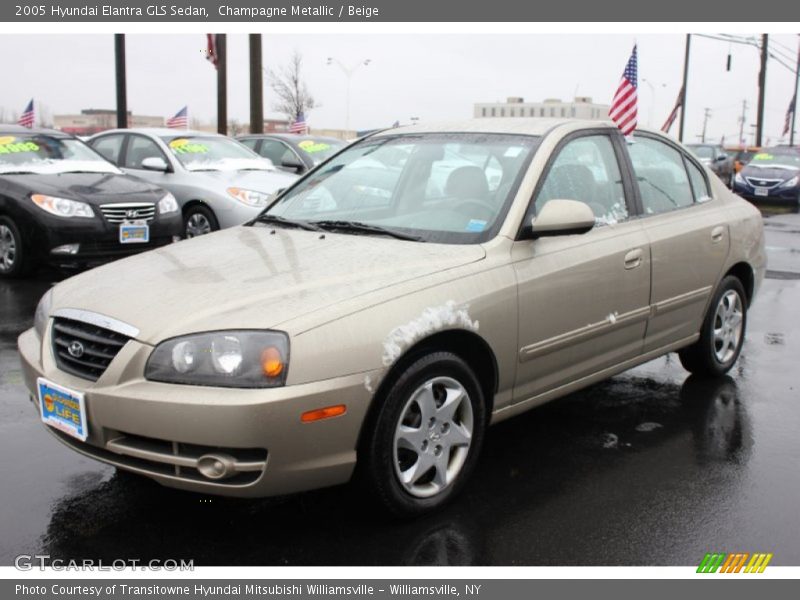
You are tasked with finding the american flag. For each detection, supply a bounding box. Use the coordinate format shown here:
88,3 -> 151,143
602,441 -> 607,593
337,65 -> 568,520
783,95 -> 796,137
661,87 -> 683,133
167,106 -> 188,129
18,99 -> 34,128
205,34 -> 218,69
609,45 -> 638,136
289,112 -> 307,134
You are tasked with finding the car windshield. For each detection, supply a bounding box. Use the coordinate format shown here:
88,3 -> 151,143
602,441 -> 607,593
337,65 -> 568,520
261,132 -> 540,244
161,135 -> 273,172
0,133 -> 120,175
296,138 -> 347,165
689,145 -> 715,159
747,151 -> 800,169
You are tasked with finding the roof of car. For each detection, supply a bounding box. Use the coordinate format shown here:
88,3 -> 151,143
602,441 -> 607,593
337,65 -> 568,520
92,128 -> 221,138
0,125 -> 71,137
238,133 -> 345,143
372,118 -> 619,137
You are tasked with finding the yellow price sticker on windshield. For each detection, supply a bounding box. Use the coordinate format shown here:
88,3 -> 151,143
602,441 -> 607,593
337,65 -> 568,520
753,153 -> 774,161
298,140 -> 331,154
169,138 -> 208,154
0,136 -> 39,154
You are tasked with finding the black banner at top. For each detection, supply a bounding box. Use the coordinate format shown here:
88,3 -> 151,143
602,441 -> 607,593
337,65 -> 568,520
3,0 -> 800,22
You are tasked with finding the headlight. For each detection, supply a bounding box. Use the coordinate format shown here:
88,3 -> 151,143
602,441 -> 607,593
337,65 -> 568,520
34,288 -> 54,339
780,175 -> 799,189
31,194 -> 94,218
157,192 -> 179,214
227,187 -> 273,207
734,172 -> 746,185
145,330 -> 289,388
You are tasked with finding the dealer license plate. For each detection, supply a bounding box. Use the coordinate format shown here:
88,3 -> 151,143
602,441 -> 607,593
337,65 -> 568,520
754,187 -> 770,197
119,221 -> 149,244
37,377 -> 88,441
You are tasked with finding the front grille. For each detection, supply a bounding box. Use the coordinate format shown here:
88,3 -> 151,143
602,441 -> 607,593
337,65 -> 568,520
745,177 -> 782,189
99,202 -> 156,224
51,317 -> 131,381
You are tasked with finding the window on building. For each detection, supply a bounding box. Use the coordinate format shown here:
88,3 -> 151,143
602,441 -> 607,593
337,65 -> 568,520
500,108 -> 505,117
549,107 -> 555,117
482,107 -> 487,117
540,108 -> 545,117
510,108 -> 515,117
491,107 -> 496,117
571,107 -> 576,117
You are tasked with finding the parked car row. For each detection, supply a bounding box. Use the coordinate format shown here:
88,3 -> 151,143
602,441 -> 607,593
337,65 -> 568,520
0,125 -> 349,278
686,143 -> 735,188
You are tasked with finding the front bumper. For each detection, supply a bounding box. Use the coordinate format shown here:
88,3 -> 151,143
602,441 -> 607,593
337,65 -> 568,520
18,327 -> 377,497
734,183 -> 800,204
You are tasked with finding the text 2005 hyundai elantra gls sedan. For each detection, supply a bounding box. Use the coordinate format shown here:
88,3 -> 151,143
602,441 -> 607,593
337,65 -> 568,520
19,119 -> 765,516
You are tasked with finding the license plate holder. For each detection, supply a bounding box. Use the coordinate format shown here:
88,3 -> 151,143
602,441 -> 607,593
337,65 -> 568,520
754,187 -> 769,197
37,377 -> 88,441
119,221 -> 149,244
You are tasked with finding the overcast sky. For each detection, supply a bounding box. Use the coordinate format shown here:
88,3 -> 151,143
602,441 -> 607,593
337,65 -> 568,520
2,33 -> 798,144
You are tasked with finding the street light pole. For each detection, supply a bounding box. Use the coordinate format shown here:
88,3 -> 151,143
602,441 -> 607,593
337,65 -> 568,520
114,34 -> 127,129
756,34 -> 768,147
326,57 -> 371,133
791,35 -> 799,147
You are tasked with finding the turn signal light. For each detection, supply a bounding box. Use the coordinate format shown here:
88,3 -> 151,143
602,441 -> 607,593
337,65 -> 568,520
260,346 -> 284,378
301,405 -> 347,423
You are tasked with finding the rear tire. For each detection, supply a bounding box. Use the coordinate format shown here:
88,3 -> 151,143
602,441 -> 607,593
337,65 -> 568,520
0,216 -> 35,279
183,205 -> 219,238
360,352 -> 486,517
679,276 -> 747,376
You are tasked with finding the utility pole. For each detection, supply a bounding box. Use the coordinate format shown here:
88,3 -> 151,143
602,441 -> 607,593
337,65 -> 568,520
114,34 -> 127,129
216,34 -> 227,135
701,108 -> 711,143
791,35 -> 799,147
739,99 -> 748,146
678,34 -> 691,143
756,34 -> 768,147
249,34 -> 263,134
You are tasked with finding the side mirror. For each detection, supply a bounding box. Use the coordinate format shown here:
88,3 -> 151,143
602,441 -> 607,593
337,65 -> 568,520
529,199 -> 596,238
716,154 -> 728,162
141,156 -> 169,172
280,157 -> 305,174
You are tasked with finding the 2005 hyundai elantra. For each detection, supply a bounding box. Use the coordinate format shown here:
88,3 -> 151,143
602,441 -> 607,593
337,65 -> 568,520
19,119 -> 765,515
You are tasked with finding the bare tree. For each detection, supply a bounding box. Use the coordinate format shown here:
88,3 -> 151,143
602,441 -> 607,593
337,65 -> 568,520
268,51 -> 317,123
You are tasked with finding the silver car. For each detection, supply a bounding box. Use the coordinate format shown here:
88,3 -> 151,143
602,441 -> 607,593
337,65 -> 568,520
21,119 -> 765,516
88,129 -> 298,238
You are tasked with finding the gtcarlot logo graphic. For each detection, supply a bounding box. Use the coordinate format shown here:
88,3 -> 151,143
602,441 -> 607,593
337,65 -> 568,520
697,552 -> 773,573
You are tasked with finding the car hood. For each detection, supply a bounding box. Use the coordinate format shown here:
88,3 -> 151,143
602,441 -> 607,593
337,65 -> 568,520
50,226 -> 486,344
190,168 -> 297,193
740,165 -> 799,183
1,172 -> 165,205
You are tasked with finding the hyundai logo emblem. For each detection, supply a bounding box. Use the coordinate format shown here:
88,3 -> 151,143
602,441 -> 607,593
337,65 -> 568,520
125,209 -> 141,219
67,341 -> 85,358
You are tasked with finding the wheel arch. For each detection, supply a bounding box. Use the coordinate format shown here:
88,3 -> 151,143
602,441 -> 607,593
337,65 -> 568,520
724,261 -> 755,306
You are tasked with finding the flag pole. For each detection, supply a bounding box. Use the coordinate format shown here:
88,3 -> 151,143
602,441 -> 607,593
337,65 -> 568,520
216,34 -> 227,135
114,34 -> 128,129
678,34 -> 690,143
790,35 -> 799,147
249,34 -> 264,134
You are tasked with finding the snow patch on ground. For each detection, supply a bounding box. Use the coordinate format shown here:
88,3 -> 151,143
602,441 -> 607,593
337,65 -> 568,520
381,301 -> 479,367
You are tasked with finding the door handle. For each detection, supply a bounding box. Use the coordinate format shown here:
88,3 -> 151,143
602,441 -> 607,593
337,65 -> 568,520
711,225 -> 725,243
624,248 -> 643,270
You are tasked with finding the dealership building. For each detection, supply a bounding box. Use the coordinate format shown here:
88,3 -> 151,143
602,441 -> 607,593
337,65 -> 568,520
474,96 -> 610,120
54,109 -> 164,135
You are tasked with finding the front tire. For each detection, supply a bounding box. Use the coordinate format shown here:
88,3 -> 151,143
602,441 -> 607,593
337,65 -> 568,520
361,352 -> 486,517
0,216 -> 35,278
679,276 -> 747,376
183,205 -> 219,238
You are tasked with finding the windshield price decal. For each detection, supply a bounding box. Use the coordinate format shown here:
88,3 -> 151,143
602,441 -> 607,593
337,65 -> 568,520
0,136 -> 39,154
169,139 -> 209,154
298,140 -> 331,154
753,153 -> 774,161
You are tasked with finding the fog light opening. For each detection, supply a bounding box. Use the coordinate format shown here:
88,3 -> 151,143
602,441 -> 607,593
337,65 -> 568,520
51,243 -> 80,255
196,453 -> 236,480
301,404 -> 347,423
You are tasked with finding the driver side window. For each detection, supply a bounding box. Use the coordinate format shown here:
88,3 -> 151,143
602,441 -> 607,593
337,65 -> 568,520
532,135 -> 629,226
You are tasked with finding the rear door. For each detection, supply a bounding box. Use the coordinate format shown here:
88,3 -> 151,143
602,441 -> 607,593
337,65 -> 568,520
512,130 -> 651,402
624,134 -> 730,353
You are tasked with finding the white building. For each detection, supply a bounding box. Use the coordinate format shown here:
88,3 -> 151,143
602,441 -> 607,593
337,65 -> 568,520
474,96 -> 610,120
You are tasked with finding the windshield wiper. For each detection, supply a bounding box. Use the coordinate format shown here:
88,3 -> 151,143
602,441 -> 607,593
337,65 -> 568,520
252,214 -> 323,232
312,220 -> 423,241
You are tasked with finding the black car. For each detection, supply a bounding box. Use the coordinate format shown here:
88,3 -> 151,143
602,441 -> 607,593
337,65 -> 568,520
0,126 -> 182,278
733,147 -> 800,205
237,133 -> 346,174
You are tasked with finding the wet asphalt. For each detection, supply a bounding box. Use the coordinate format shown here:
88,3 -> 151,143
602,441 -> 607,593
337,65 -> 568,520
1,207 -> 799,567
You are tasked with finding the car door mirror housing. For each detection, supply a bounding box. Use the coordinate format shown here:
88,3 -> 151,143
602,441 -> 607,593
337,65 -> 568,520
529,199 -> 596,238
141,156 -> 169,172
717,154 -> 728,162
280,157 -> 305,173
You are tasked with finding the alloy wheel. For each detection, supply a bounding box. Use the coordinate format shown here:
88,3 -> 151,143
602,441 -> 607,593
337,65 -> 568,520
0,224 -> 17,272
393,376 -> 474,498
185,213 -> 212,238
713,290 -> 744,363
